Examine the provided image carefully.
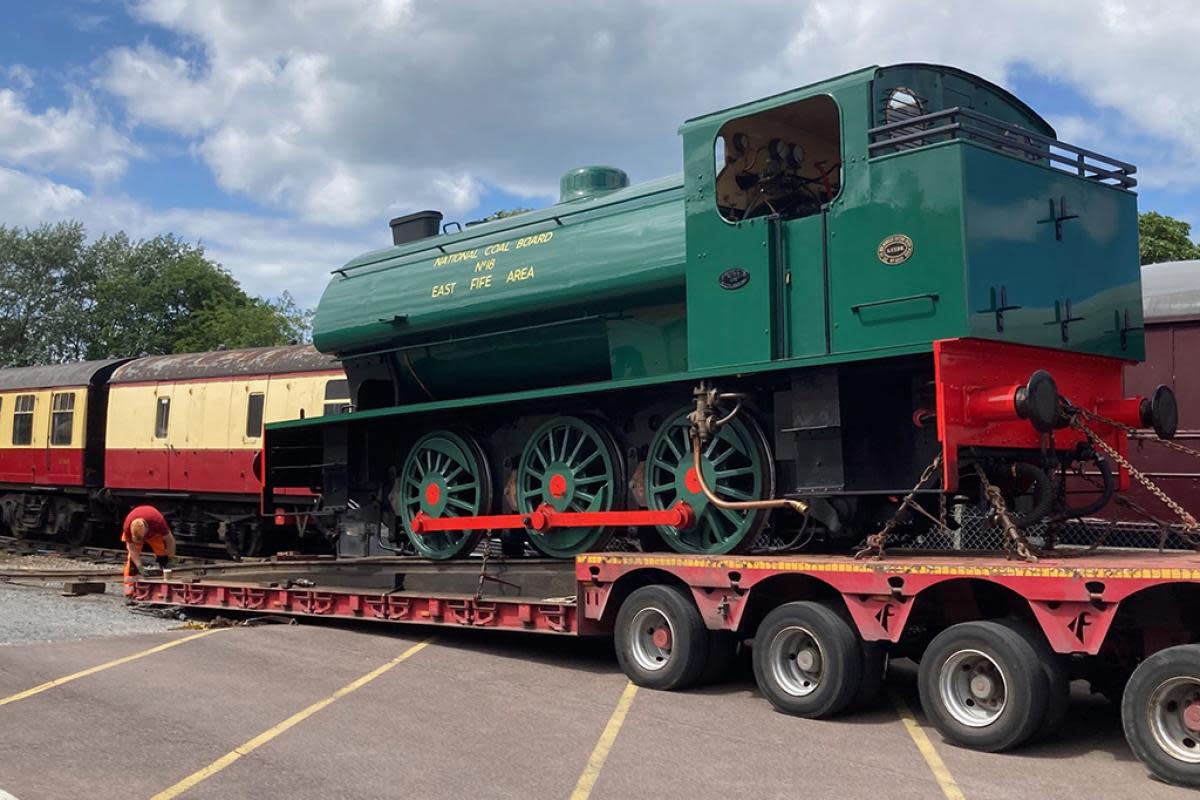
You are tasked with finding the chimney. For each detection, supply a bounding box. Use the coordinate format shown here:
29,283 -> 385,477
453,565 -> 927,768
389,210 -> 444,246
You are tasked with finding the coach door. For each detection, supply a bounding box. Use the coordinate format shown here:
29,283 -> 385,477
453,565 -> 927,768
682,94 -> 839,369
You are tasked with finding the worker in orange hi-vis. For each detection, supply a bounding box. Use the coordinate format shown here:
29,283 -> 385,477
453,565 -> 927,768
121,505 -> 177,597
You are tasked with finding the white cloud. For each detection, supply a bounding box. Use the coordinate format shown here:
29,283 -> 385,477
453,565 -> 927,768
96,0 -> 1200,228
0,87 -> 138,183
0,166 -> 371,306
3,65 -> 34,91
0,0 -> 1193,311
0,166 -> 87,219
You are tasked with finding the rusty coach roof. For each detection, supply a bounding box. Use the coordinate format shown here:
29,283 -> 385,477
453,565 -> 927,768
109,345 -> 340,384
0,358 -> 131,392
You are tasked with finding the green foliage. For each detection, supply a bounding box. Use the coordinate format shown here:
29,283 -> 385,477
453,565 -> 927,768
1139,211 -> 1200,265
0,222 -> 312,367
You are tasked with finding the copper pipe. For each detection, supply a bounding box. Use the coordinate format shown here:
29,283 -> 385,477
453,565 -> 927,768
690,433 -> 808,514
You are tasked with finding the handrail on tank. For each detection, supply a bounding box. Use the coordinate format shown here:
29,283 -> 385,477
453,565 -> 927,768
868,106 -> 1137,189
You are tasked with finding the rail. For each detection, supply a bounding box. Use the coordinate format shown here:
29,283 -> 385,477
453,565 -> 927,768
868,106 -> 1137,189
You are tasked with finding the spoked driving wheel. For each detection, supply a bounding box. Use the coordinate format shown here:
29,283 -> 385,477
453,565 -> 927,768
646,407 -> 773,554
516,416 -> 624,558
396,430 -> 493,560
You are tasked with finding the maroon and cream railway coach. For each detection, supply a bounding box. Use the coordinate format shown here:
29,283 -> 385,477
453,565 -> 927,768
0,345 -> 348,554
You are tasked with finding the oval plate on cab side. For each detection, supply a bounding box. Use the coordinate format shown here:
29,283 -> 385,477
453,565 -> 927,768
877,234 -> 914,265
719,267 -> 750,289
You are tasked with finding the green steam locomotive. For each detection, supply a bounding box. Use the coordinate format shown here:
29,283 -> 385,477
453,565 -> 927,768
264,63 -> 1175,560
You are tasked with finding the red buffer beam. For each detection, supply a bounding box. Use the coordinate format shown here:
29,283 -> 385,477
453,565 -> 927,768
411,502 -> 695,535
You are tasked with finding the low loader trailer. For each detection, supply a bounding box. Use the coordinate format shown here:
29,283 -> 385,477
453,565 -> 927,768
135,544 -> 1200,788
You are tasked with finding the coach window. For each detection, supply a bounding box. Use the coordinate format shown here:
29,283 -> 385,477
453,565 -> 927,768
323,379 -> 350,416
50,392 -> 75,446
714,94 -> 842,222
12,394 -> 34,446
154,397 -> 170,439
246,392 -> 265,438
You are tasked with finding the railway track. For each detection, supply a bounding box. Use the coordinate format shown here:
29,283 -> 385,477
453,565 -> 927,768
0,534 -> 237,569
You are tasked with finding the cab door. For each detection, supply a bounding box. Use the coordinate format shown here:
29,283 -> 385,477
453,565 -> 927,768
682,94 -> 839,370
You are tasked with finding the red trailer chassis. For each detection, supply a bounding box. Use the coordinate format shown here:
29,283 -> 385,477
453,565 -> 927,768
132,549 -> 1200,653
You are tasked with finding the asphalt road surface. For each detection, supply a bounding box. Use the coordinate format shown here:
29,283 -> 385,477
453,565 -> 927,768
0,609 -> 1192,799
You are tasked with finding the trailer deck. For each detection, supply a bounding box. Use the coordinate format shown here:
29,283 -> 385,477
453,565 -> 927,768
134,548 -> 1200,651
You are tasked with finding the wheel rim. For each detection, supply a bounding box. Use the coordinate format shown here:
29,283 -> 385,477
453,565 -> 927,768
646,408 -> 772,554
769,625 -> 824,696
939,648 -> 1009,727
396,430 -> 491,560
516,416 -> 620,558
1148,676 -> 1200,764
629,606 -> 674,672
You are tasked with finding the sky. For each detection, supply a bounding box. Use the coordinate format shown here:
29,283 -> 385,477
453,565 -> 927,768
1,0 -> 1199,308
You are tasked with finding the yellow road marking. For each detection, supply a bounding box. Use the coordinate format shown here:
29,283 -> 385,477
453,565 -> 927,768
150,637 -> 434,800
890,691 -> 966,800
0,629 -> 222,708
570,681 -> 639,800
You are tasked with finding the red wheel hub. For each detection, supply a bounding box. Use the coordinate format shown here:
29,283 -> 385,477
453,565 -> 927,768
1184,701 -> 1200,732
651,626 -> 672,650
424,482 -> 441,505
549,473 -> 568,499
684,467 -> 702,494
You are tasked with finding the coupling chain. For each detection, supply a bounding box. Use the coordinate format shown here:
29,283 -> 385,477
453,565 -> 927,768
1069,414 -> 1199,532
973,465 -> 1038,562
855,453 -> 943,560
1079,408 -> 1200,461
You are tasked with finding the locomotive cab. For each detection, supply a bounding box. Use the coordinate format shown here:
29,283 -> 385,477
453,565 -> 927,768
681,63 -> 1142,370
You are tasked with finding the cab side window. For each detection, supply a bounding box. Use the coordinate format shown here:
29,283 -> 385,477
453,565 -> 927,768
246,392 -> 265,438
714,95 -> 842,222
12,394 -> 34,445
50,392 -> 75,446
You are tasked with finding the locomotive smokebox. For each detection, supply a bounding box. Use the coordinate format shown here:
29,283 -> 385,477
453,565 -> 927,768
389,210 -> 443,246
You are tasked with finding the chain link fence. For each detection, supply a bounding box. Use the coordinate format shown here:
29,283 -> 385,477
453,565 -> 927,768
881,506 -> 1197,553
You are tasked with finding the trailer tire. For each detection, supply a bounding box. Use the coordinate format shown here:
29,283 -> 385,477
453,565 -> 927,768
1121,644 -> 1200,788
752,601 -> 863,718
615,585 -> 709,691
918,620 -> 1048,752
993,618 -> 1070,740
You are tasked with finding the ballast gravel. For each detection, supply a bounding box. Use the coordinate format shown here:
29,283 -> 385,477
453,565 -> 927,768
0,554 -> 178,645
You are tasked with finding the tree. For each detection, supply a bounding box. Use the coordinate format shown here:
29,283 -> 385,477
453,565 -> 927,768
1139,211 -> 1200,265
0,222 -> 313,366
0,222 -> 91,366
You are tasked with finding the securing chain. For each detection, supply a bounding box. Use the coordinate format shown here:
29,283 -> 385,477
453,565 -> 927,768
855,453 -> 943,560
1078,408 -> 1200,460
1068,413 -> 1199,532
973,464 -> 1039,562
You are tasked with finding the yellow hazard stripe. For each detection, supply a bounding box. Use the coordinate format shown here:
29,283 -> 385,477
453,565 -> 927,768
576,553 -> 1200,581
